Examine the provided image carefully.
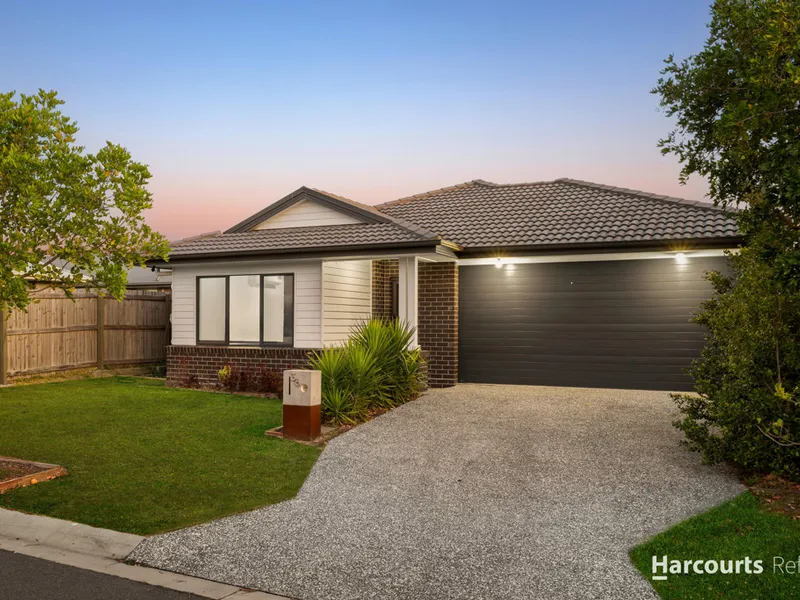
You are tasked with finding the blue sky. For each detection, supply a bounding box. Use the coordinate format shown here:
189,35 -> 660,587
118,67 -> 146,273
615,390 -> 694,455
3,1 -> 714,238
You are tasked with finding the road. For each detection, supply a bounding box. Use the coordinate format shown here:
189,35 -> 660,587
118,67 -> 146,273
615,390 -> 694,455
0,550 -> 204,600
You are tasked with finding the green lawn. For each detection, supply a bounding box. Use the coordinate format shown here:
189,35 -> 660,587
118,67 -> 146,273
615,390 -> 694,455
0,377 -> 320,535
630,492 -> 800,600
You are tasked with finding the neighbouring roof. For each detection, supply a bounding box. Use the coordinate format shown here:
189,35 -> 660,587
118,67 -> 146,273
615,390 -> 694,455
125,266 -> 172,288
29,259 -> 170,287
376,178 -> 740,251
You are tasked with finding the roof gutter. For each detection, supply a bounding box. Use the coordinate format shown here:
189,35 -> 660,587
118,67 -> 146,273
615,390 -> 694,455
146,239 -> 445,267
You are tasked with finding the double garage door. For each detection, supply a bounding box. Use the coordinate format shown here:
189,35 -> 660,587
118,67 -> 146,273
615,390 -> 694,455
458,256 -> 727,391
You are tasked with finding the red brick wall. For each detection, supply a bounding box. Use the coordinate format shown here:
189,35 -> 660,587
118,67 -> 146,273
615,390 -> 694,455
166,345 -> 316,387
418,262 -> 458,388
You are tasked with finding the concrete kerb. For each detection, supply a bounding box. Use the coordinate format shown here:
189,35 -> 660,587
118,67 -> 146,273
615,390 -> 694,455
0,507 -> 142,558
0,508 -> 287,600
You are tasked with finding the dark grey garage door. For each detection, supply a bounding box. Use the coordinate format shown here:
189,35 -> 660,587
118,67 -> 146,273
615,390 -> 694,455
458,256 -> 728,391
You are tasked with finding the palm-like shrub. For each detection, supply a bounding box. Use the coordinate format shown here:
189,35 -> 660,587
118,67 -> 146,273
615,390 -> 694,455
309,319 -> 427,425
346,344 -> 385,407
321,387 -> 366,425
311,347 -> 349,398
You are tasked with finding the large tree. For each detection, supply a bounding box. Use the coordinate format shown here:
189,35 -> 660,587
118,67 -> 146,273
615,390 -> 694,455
654,0 -> 800,478
0,90 -> 169,312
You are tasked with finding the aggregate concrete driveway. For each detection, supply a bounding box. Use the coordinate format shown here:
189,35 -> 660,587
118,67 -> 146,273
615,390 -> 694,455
130,385 -> 743,600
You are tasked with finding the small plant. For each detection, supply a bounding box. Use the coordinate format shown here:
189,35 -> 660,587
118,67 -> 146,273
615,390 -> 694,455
218,365 -> 232,389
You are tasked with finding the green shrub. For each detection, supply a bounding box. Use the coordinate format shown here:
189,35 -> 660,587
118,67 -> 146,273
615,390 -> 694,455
321,386 -> 366,425
309,319 -> 427,425
672,243 -> 800,480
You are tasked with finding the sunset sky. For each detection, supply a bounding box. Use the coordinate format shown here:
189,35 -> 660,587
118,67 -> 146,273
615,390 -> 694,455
5,1 -> 715,240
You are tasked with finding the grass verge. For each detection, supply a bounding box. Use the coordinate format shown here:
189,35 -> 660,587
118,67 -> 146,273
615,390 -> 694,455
630,492 -> 800,599
0,377 -> 320,535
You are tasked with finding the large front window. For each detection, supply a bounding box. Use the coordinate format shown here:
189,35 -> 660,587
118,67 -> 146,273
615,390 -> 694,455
197,274 -> 294,346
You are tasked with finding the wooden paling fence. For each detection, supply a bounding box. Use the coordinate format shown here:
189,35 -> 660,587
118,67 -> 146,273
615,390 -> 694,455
0,289 -> 171,383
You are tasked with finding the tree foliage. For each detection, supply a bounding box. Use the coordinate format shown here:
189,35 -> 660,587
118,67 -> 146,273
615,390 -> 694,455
673,240 -> 800,479
654,0 -> 800,478
655,0 -> 800,281
0,90 -> 169,312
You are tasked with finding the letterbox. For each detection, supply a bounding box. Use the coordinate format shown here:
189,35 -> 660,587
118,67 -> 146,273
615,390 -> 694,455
282,369 -> 321,441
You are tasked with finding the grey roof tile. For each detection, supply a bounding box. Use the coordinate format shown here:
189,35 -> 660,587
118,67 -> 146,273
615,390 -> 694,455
167,178 -> 740,261
377,179 -> 740,249
168,221 -> 438,259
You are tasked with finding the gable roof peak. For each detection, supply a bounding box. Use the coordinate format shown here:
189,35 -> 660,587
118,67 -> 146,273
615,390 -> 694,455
225,185 -> 391,233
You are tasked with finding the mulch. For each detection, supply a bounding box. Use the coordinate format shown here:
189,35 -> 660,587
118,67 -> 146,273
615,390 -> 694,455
0,459 -> 42,482
748,473 -> 800,520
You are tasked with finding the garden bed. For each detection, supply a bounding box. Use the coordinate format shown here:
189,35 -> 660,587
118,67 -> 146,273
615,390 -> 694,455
748,473 -> 800,520
265,423 -> 342,446
0,457 -> 67,494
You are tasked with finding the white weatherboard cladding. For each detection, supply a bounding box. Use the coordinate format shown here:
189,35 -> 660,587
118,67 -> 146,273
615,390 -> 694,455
322,260 -> 372,346
253,199 -> 361,230
170,260 -> 322,348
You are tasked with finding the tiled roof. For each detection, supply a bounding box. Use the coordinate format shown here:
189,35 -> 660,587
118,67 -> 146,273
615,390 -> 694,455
167,221 -> 439,259
377,178 -> 740,250
163,178 -> 741,262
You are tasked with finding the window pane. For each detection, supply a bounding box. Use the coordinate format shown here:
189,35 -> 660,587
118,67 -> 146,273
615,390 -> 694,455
263,275 -> 292,343
198,277 -> 225,341
229,275 -> 260,343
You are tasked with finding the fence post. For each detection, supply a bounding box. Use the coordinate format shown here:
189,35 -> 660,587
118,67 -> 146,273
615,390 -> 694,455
0,309 -> 7,385
96,294 -> 105,370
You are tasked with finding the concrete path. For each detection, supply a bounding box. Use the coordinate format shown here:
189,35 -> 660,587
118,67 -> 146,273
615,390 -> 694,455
131,384 -> 744,599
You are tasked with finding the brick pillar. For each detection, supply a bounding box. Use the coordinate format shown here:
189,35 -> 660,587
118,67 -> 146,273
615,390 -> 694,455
418,262 -> 458,387
371,259 -> 399,319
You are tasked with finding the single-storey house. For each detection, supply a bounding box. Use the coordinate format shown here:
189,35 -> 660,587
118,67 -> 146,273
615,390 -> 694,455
151,178 -> 740,391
